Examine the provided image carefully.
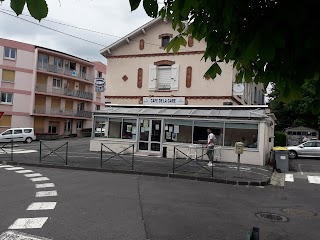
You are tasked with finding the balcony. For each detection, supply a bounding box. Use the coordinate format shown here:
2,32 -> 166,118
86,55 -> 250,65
35,84 -> 93,100
34,106 -> 92,119
37,64 -> 94,83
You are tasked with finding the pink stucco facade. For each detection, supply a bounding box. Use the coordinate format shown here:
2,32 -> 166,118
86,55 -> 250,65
0,38 -> 106,136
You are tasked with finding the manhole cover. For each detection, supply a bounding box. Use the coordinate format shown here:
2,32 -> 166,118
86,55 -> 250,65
282,208 -> 316,217
256,212 -> 289,222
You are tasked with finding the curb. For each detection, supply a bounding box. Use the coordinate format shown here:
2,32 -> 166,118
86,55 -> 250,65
5,161 -> 270,186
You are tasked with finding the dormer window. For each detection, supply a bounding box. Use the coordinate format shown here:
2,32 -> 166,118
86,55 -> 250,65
159,33 -> 173,48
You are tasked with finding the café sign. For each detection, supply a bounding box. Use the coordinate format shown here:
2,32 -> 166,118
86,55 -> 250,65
143,97 -> 185,105
95,78 -> 106,92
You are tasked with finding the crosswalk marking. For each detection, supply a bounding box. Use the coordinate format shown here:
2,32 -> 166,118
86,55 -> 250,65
16,170 -> 34,173
35,183 -> 55,188
36,190 -> 58,197
8,217 -> 48,229
0,165 -> 13,168
30,177 -> 50,182
0,149 -> 37,154
25,173 -> 43,178
27,202 -> 57,210
307,176 -> 320,184
0,230 -> 51,240
5,167 -> 24,171
285,174 -> 294,182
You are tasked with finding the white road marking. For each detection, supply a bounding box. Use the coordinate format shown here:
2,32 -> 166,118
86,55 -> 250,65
24,173 -> 43,178
0,165 -> 13,168
8,217 -> 48,229
35,190 -> 58,197
16,170 -> 34,173
285,174 -> 294,182
307,176 -> 320,184
298,164 -> 304,175
35,183 -> 55,188
0,149 -> 37,154
5,167 -> 24,171
30,177 -> 50,182
27,202 -> 57,210
0,230 -> 51,240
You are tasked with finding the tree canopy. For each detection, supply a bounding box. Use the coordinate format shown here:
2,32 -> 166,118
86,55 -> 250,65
3,0 -> 319,99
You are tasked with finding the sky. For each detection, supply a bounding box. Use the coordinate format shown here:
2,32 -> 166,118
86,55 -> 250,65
0,0 -> 157,63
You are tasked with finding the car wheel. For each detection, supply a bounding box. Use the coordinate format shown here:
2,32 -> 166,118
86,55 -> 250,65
289,150 -> 297,159
25,137 -> 32,143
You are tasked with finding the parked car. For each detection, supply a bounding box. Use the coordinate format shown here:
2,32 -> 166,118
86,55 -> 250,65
0,128 -> 36,143
287,140 -> 320,158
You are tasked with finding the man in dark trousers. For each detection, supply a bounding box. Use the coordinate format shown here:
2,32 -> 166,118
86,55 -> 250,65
206,128 -> 216,167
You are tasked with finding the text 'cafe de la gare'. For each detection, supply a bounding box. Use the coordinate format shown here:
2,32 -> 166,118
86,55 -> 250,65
90,97 -> 275,166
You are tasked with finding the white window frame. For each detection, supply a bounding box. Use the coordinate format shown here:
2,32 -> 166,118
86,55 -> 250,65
53,78 -> 62,89
4,47 -> 16,60
76,120 -> 83,129
148,64 -> 179,91
54,58 -> 63,69
0,92 -> 13,104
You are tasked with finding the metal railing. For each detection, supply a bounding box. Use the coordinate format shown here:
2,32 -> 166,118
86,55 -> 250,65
37,64 -> 94,82
0,140 -> 13,162
39,140 -> 68,165
35,84 -> 93,100
100,143 -> 135,170
34,107 -> 92,118
173,146 -> 214,177
246,227 -> 259,240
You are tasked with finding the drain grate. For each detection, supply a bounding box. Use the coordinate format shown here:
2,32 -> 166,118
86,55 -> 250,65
256,212 -> 289,222
282,208 -> 316,217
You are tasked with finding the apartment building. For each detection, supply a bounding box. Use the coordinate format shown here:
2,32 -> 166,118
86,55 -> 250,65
0,38 -> 106,136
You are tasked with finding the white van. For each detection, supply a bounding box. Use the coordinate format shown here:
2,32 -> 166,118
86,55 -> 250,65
0,128 -> 36,143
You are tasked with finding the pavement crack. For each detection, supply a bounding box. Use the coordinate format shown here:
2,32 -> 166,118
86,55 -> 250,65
137,177 -> 150,240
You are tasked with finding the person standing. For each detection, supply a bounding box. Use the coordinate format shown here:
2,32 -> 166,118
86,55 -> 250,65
206,128 -> 216,167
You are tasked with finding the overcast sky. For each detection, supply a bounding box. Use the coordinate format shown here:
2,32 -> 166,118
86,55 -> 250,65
0,0 -> 158,63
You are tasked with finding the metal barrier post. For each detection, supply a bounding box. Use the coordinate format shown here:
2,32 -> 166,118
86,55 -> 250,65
131,144 -> 135,171
39,140 -> 42,164
10,140 -> 13,162
100,143 -> 103,168
251,227 -> 259,240
65,142 -> 68,166
173,147 -> 176,174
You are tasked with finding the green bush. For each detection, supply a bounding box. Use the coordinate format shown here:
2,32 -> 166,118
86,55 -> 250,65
274,131 -> 286,146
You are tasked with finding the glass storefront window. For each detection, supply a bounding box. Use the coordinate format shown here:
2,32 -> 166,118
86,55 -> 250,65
94,116 -> 108,137
224,123 -> 258,148
108,118 -> 122,138
193,121 -> 224,145
164,120 -> 193,143
122,119 -> 137,140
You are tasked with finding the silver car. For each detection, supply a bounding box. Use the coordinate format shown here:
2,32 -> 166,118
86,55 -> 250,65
287,140 -> 320,158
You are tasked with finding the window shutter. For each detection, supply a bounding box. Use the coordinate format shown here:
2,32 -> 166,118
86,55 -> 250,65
186,66 -> 192,88
137,68 -> 143,88
148,64 -> 157,90
2,70 -> 15,82
170,64 -> 179,90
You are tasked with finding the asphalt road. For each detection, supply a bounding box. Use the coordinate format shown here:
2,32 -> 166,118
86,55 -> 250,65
1,159 -> 320,240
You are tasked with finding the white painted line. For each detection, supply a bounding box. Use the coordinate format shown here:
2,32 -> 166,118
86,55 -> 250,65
25,173 -> 43,178
0,165 -> 13,168
298,164 -> 304,175
30,177 -> 50,182
285,174 -> 294,182
5,167 -> 24,171
35,190 -> 58,197
0,230 -> 52,240
27,202 -> 57,210
16,170 -> 34,173
8,217 -> 48,229
35,183 -> 55,188
308,176 -> 320,184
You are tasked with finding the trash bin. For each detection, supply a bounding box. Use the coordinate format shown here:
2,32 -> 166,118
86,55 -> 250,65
273,147 -> 289,172
162,147 -> 167,158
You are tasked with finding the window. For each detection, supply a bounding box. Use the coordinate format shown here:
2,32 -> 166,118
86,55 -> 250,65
38,54 -> 48,69
76,120 -> 83,129
4,47 -> 16,60
108,118 -> 122,138
96,92 -> 101,98
224,123 -> 258,148
148,64 -> 179,91
97,71 -> 102,78
1,92 -> 13,104
24,129 -> 33,133
54,58 -> 63,69
2,70 -> 15,82
14,129 -> 23,134
303,142 -> 317,147
69,62 -> 76,70
165,120 -> 193,143
193,121 -> 224,145
53,78 -> 62,88
77,102 -> 85,111
48,126 -> 57,134
2,130 -> 12,135
96,105 -> 101,110
80,66 -> 86,78
161,36 -> 170,47
122,119 -> 137,140
254,87 -> 257,103
288,131 -> 292,135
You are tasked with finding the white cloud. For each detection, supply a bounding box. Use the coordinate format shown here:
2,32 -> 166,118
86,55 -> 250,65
0,0 -> 153,62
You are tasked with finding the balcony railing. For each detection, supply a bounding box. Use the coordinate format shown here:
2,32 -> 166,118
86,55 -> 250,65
35,84 -> 93,100
34,107 -> 92,118
37,63 -> 94,82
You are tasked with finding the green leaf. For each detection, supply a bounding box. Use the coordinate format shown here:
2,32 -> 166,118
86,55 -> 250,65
11,0 -> 26,15
204,62 -> 222,80
26,0 -> 48,21
143,0 -> 158,18
129,0 -> 141,11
